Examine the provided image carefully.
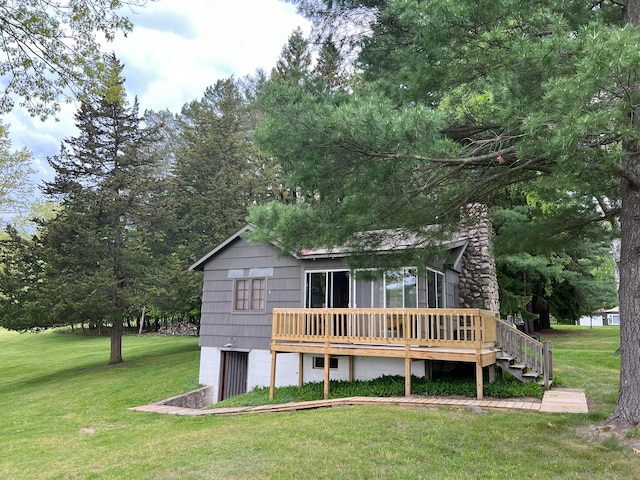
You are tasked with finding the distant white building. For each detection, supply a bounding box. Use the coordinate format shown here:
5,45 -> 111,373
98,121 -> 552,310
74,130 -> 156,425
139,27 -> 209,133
577,307 -> 620,327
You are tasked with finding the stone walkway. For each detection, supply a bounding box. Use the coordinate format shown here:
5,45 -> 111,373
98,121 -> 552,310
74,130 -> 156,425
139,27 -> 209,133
129,388 -> 588,416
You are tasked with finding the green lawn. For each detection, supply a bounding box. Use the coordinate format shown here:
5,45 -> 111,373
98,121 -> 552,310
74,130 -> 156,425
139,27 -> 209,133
0,325 -> 637,479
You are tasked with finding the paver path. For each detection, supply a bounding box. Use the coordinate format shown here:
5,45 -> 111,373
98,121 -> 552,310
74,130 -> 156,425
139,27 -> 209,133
130,388 -> 588,416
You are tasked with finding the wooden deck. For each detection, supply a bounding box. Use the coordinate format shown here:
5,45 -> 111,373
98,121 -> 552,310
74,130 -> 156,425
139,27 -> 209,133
269,308 -> 499,400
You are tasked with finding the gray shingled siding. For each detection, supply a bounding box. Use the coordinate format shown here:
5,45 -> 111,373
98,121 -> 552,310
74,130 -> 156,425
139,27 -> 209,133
300,258 -> 348,270
418,276 -> 427,308
445,270 -> 459,308
198,237 -> 459,350
198,238 -> 301,351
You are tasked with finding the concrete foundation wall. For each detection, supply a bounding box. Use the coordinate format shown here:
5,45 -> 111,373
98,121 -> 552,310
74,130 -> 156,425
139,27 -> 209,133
248,350 -> 299,389
199,346 -> 222,389
200,346 -> 432,402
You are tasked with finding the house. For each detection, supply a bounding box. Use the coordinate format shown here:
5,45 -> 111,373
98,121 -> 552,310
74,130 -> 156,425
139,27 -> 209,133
577,307 -> 620,327
190,210 -> 550,403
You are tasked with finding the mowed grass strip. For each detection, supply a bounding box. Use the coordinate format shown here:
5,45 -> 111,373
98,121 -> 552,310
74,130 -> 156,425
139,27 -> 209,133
1,326 -> 637,480
541,325 -> 621,417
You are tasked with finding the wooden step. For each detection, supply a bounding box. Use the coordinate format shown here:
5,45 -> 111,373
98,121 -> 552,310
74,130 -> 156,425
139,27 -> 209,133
522,371 -> 540,378
509,364 -> 526,370
496,355 -> 515,362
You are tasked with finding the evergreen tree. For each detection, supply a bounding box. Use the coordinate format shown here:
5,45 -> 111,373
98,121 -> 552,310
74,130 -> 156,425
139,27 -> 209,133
492,202 -> 617,328
314,38 -> 345,89
255,1 -> 640,426
171,77 -> 277,262
0,226 -> 53,331
271,27 -> 312,85
41,54 -> 160,364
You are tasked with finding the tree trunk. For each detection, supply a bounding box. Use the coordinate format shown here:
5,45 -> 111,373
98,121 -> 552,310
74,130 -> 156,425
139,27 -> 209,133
109,318 -> 124,365
607,0 -> 640,428
138,306 -> 146,335
607,151 -> 640,426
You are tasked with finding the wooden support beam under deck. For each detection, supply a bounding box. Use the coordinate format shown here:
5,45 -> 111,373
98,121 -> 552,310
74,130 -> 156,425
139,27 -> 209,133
488,364 -> 496,384
324,352 -> 330,399
476,360 -> 484,400
348,356 -> 354,383
298,353 -> 304,388
270,351 -> 277,400
405,356 -> 412,396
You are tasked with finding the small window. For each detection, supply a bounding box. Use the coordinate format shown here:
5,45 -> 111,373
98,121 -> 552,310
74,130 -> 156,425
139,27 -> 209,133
251,279 -> 265,310
234,278 -> 266,311
313,356 -> 338,369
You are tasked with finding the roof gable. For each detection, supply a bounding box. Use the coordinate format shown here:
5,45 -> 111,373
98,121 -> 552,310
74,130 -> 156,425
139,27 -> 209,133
189,225 -> 261,271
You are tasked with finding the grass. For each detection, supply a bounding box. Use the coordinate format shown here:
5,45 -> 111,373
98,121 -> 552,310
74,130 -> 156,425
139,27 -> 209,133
541,325 -> 621,417
1,325 -> 637,479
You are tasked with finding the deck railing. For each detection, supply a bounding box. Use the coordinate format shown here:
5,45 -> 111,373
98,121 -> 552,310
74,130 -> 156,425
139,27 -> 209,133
495,318 -> 553,387
272,308 -> 497,349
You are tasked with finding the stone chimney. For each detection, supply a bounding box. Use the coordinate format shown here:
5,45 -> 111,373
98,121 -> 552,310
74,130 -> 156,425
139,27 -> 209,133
457,204 -> 500,313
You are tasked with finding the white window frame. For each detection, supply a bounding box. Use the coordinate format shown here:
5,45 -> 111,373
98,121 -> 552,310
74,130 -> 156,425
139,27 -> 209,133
382,267 -> 418,308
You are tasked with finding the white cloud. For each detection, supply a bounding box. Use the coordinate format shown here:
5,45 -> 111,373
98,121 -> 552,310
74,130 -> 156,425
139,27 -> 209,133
5,0 -> 309,183
114,0 -> 308,112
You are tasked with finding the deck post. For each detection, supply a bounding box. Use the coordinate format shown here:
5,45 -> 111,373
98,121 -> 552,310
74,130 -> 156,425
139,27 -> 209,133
269,351 -> 277,400
348,356 -> 354,383
543,341 -> 553,389
324,353 -> 330,399
488,365 -> 496,383
475,356 -> 484,399
405,355 -> 412,396
298,353 -> 304,388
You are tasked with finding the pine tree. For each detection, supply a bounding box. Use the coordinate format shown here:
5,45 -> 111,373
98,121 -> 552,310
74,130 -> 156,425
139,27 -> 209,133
271,28 -> 312,85
255,1 -> 640,426
171,77 -> 277,262
314,38 -> 345,89
42,54 -> 160,364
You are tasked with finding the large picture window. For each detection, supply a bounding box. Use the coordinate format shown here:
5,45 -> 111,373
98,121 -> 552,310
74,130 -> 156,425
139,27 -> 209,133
384,268 -> 417,308
353,267 -> 444,308
234,278 -> 266,311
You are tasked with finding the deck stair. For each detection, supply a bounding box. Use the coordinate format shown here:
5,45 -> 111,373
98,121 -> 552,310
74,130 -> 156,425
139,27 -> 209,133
495,319 -> 553,388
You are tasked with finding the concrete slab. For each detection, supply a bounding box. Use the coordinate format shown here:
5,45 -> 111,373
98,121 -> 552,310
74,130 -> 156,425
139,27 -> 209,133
540,388 -> 589,413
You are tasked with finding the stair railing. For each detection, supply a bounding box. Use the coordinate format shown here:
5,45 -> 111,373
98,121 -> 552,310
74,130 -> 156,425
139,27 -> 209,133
495,318 -> 553,388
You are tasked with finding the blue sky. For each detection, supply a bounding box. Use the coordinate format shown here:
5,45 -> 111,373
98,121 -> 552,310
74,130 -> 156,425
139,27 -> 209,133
6,0 -> 309,184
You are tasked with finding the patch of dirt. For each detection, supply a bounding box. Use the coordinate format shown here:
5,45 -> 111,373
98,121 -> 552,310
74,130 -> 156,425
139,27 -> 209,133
577,424 -> 640,452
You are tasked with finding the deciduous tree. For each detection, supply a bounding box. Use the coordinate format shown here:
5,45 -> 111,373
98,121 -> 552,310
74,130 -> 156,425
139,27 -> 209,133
0,122 -> 34,218
0,0 -> 150,118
